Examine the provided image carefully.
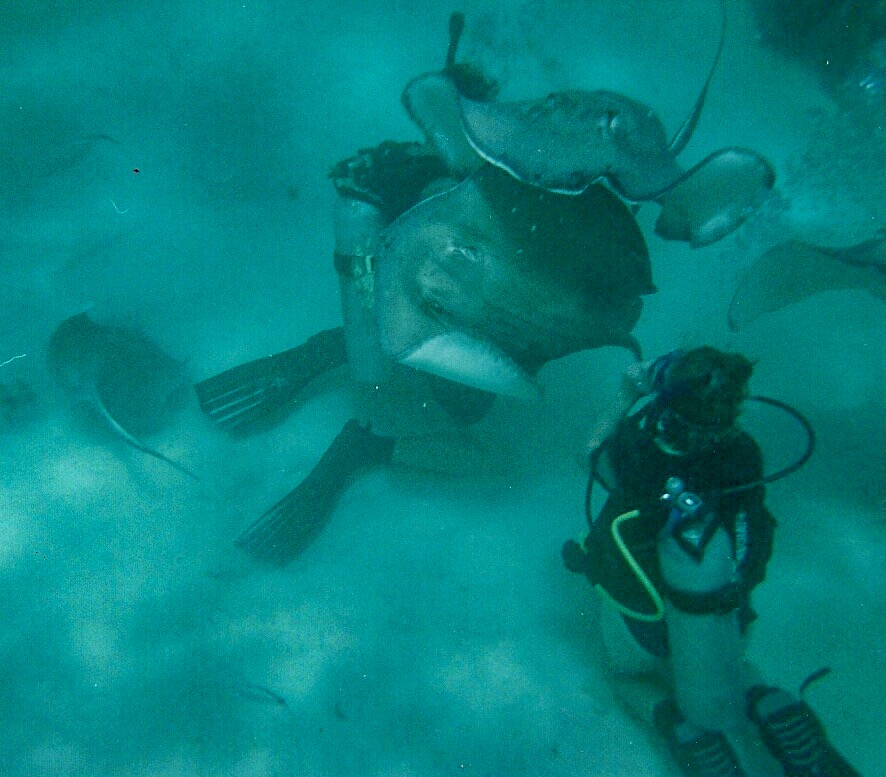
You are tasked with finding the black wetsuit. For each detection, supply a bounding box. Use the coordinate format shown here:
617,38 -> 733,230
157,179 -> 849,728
572,402 -> 776,657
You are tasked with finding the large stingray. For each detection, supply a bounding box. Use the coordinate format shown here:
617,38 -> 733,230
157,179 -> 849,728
375,165 -> 653,397
728,233 -> 886,329
403,11 -> 775,248
46,312 -> 197,478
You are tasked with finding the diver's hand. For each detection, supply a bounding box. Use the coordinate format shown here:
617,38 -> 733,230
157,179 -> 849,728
621,360 -> 652,396
586,361 -> 651,453
586,422 -> 615,455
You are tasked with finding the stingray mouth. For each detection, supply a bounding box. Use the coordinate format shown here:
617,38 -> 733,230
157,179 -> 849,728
396,331 -> 539,399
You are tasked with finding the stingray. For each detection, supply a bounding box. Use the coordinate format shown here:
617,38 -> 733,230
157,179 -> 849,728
727,232 -> 886,329
402,10 -> 775,248
46,312 -> 197,478
375,164 -> 653,397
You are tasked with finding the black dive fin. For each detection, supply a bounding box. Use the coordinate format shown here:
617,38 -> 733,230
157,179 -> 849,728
234,419 -> 395,565
195,327 -> 346,437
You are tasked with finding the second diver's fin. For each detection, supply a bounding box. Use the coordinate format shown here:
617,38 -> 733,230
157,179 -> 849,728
234,419 -> 396,565
194,327 -> 347,436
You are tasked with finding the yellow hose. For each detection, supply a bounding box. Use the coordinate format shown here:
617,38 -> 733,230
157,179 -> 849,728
593,509 -> 665,623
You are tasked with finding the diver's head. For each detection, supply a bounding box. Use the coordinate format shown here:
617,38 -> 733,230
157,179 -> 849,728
650,346 -> 753,454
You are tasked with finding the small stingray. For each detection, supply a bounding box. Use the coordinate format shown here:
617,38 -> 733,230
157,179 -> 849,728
404,10 -> 774,247
46,312 -> 197,478
728,233 -> 886,329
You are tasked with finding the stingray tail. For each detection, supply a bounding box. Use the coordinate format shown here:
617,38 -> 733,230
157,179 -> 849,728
667,0 -> 727,156
445,12 -> 465,70
234,419 -> 395,565
194,327 -> 347,437
96,402 -> 199,480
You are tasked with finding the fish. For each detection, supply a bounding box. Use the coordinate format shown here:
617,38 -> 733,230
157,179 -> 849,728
383,9 -> 775,393
46,312 -> 197,478
403,8 -> 775,248
374,165 -> 653,397
727,233 -> 886,329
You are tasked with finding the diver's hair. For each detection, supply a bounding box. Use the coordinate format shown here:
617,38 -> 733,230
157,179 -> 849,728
663,346 -> 753,427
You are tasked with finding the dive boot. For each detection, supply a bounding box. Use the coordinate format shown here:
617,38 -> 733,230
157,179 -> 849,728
235,419 -> 395,565
654,698 -> 747,777
195,327 -> 346,436
746,685 -> 862,777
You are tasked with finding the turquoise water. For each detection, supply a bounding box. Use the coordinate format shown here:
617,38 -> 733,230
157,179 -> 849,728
1,1 -> 883,775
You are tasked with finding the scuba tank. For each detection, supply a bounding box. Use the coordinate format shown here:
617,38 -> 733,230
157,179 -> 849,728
333,195 -> 392,386
657,477 -> 746,734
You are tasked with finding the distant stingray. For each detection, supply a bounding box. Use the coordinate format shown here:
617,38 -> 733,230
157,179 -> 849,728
728,232 -> 886,329
46,312 -> 197,478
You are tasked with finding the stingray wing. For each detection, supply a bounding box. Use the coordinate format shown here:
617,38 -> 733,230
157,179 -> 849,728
654,148 -> 775,247
97,327 -> 190,436
728,239 -> 886,329
402,72 -> 483,177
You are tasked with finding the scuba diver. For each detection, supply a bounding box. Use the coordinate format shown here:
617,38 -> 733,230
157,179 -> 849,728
193,18 -> 500,566
562,347 -> 862,777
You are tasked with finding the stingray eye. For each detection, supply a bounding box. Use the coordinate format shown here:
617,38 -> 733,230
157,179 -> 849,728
445,245 -> 478,264
596,110 -> 621,137
603,110 -> 624,136
420,294 -> 449,320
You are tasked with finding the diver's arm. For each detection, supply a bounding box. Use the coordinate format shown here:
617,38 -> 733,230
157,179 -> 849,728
333,194 -> 391,392
586,360 -> 652,452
